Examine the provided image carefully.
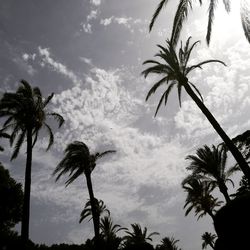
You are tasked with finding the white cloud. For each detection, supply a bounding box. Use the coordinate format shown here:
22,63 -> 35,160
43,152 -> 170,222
13,57 -> 36,76
90,0 -> 101,6
79,56 -> 92,65
100,16 -> 145,33
81,23 -> 92,33
38,47 -> 81,85
22,53 -> 36,61
87,10 -> 98,21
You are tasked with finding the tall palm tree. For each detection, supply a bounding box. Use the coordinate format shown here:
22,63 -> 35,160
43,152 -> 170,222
123,223 -> 159,246
185,144 -> 233,203
201,232 -> 217,249
156,236 -> 182,250
79,198 -> 110,223
149,0 -> 250,45
142,37 -> 250,182
53,141 -> 115,249
100,216 -> 127,250
182,178 -> 223,221
0,80 -> 64,242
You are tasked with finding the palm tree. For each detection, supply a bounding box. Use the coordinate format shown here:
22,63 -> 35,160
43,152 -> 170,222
231,175 -> 250,198
185,144 -> 234,203
79,199 -> 110,223
182,178 -> 223,221
0,131 -> 10,152
142,37 -> 250,182
201,232 -> 217,249
100,216 -> 127,250
53,141 -> 115,249
149,0 -> 250,45
0,80 -> 64,242
156,236 -> 182,250
123,223 -> 159,246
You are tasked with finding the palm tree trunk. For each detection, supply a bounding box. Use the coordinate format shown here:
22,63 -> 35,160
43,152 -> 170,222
218,182 -> 231,203
183,79 -> 250,182
85,173 -> 100,249
21,128 -> 33,243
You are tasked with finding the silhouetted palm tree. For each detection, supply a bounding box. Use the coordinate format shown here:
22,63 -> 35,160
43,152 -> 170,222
149,0 -> 250,45
79,199 -> 110,223
100,216 -> 127,250
142,37 -> 250,182
0,80 -> 64,242
201,232 -> 217,249
182,178 -> 222,221
53,141 -> 115,249
185,144 -> 233,203
123,223 -> 159,246
231,175 -> 250,198
0,131 -> 10,152
156,236 -> 182,250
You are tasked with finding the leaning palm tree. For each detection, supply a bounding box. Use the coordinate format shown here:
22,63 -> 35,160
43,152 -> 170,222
53,141 -> 115,249
79,198 -> 110,223
182,178 -> 223,221
149,0 -> 250,45
201,232 -> 217,249
156,236 -> 182,250
185,144 -> 234,203
0,80 -> 64,242
142,37 -> 250,182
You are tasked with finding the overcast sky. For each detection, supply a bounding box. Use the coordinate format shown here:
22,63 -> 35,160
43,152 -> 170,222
1,0 -> 250,249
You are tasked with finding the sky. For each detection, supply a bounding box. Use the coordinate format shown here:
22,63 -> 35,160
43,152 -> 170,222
1,0 -> 250,249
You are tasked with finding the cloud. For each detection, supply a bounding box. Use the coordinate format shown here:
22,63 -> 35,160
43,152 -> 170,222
87,10 -> 98,21
38,47 -> 82,85
100,16 -> 146,33
90,0 -> 101,6
13,57 -> 36,76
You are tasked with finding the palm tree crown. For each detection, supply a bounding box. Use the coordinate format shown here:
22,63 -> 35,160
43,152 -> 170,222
79,199 -> 110,223
182,178 -> 223,220
185,144 -> 234,203
156,236 -> 182,250
0,80 -> 64,159
142,37 -> 225,116
201,232 -> 217,249
124,223 -> 159,245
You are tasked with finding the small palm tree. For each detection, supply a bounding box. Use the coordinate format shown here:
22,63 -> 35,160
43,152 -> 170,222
100,216 -> 127,250
79,199 -> 110,223
142,37 -> 250,182
149,0 -> 250,45
0,80 -> 64,242
53,141 -> 115,249
182,178 -> 222,221
123,223 -> 159,246
201,232 -> 217,249
156,236 -> 182,250
185,144 -> 233,203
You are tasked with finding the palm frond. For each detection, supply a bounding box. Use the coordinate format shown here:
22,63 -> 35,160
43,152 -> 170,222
11,130 -> 26,160
206,0 -> 217,45
149,0 -> 169,31
47,112 -> 64,127
171,0 -> 192,47
145,76 -> 169,101
189,81 -> 204,102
